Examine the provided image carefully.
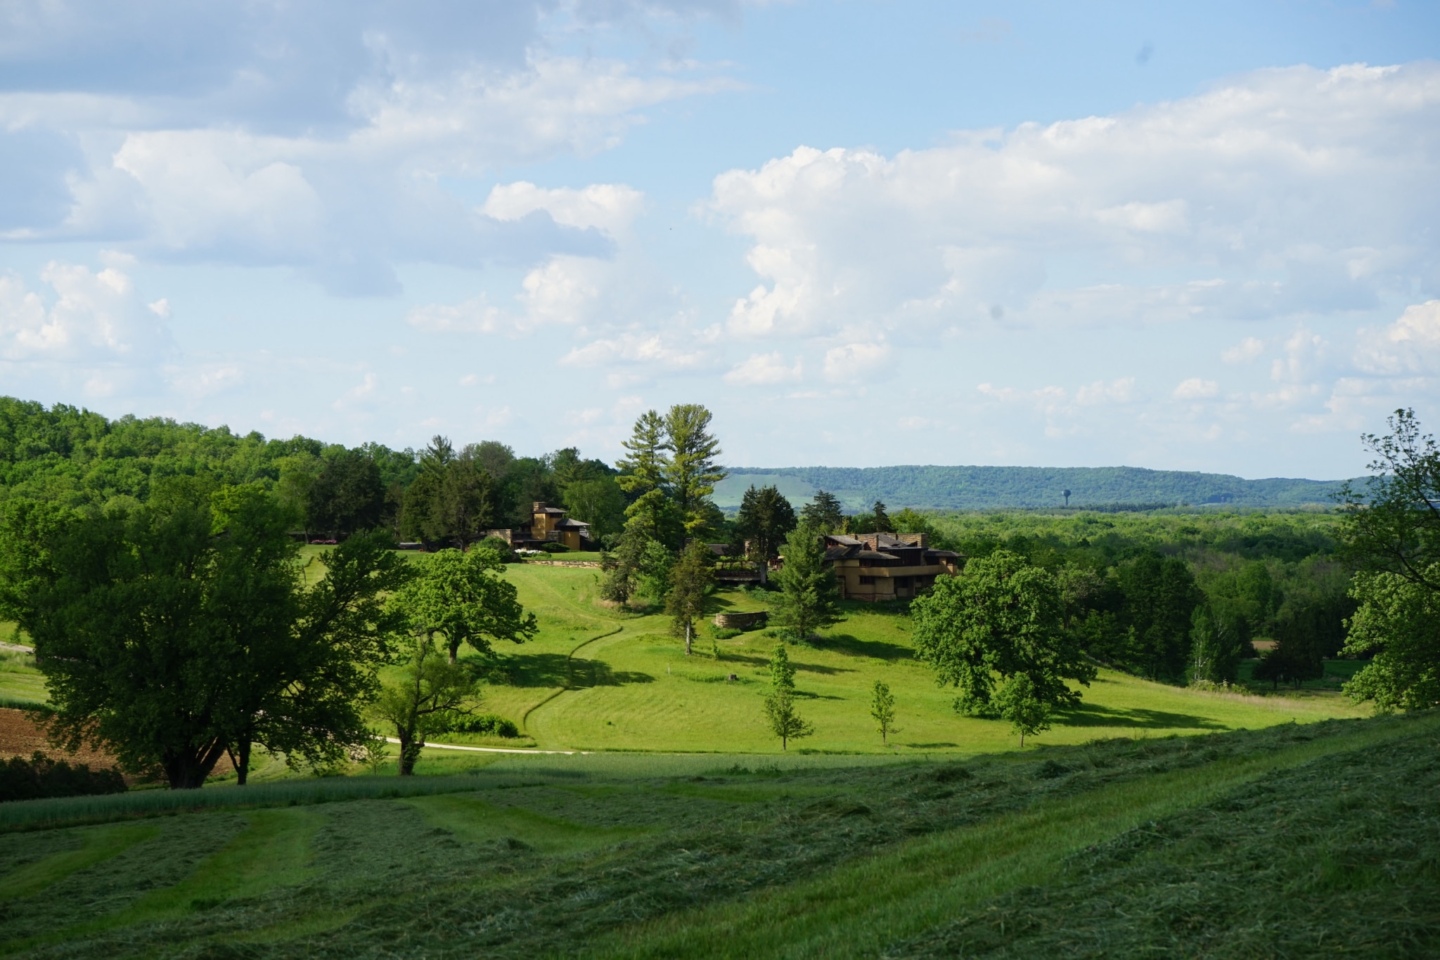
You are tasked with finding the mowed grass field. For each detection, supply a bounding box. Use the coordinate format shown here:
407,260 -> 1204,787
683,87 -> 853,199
459,559 -> 1365,755
1,713 -> 1437,958
2,549 -> 1366,759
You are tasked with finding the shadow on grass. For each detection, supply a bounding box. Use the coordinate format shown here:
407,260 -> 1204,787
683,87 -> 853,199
490,653 -> 654,689
717,653 -> 854,676
1054,702 -> 1227,731
903,742 -> 958,749
819,633 -> 911,662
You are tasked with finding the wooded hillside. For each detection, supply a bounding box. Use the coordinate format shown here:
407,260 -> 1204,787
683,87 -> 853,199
716,465 -> 1354,512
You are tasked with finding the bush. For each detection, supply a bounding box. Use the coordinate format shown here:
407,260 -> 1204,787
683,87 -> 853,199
0,752 -> 127,802
440,714 -> 520,738
712,628 -> 742,640
475,536 -> 519,563
540,542 -> 570,554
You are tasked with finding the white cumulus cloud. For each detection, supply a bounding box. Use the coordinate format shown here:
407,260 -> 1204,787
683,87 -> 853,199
708,63 -> 1440,343
724,351 -> 803,385
1173,378 -> 1220,400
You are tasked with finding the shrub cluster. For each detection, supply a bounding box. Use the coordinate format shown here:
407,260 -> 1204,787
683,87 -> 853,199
0,752 -> 127,803
539,542 -> 569,554
440,714 -> 520,738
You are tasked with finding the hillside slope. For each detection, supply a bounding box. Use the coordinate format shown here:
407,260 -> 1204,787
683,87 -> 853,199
716,465 -> 1353,512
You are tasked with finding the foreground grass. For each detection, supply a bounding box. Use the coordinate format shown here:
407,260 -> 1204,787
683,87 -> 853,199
0,713 -> 1436,958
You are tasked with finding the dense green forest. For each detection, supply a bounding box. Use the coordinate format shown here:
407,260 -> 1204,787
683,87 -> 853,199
717,465 -> 1354,512
0,396 -> 625,543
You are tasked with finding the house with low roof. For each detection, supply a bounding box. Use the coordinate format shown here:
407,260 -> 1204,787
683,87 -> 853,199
485,502 -> 593,551
821,532 -> 963,602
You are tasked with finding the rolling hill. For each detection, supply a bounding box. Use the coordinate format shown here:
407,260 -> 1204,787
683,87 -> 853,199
714,465 -> 1355,512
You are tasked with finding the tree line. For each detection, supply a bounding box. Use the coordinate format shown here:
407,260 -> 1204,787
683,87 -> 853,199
0,395 -> 629,546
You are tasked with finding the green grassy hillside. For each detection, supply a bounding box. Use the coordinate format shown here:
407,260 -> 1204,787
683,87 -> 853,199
1,713 -> 1435,958
468,562 -> 1362,755
1,558 -> 1366,754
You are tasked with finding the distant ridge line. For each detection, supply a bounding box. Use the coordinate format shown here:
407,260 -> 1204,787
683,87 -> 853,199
714,464 -> 1356,512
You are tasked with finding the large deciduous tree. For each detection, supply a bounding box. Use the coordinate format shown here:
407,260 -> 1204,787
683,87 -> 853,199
1340,408 -> 1440,593
1,486 -> 411,788
395,546 -> 537,665
912,549 -> 1094,744
373,636 -> 482,776
772,525 -> 841,642
1337,410 -> 1440,709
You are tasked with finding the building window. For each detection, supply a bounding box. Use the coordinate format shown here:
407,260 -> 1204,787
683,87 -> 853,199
859,576 -> 876,585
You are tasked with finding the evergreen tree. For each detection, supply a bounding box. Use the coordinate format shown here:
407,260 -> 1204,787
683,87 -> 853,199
666,540 -> 713,655
616,411 -> 680,546
800,490 -> 845,534
663,404 -> 727,540
772,525 -> 842,642
734,484 -> 798,584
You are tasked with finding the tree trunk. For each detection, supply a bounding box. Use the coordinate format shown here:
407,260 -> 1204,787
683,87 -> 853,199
397,730 -> 422,776
448,640 -> 460,666
685,620 -> 692,656
229,738 -> 252,786
164,742 -> 227,790
759,560 -> 768,586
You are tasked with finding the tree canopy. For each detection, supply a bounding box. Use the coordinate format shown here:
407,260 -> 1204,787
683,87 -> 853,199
0,487 -> 411,788
1338,409 -> 1440,709
393,546 -> 538,665
912,549 -> 1094,742
772,525 -> 841,642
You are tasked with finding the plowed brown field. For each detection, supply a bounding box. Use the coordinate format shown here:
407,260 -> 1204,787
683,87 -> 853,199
0,707 -> 118,766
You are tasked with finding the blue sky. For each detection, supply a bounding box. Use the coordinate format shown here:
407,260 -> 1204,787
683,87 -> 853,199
2,0 -> 1437,479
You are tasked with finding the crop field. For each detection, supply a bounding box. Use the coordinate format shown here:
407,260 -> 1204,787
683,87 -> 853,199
0,712 -> 1437,958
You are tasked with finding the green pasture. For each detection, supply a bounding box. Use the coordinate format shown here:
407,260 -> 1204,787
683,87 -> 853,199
468,561 -> 1364,755
0,713 -> 1435,958
1,554 -> 1368,758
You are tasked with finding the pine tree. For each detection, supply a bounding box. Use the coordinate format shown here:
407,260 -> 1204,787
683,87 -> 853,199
666,540 -> 713,655
772,526 -> 842,642
800,490 -> 845,534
